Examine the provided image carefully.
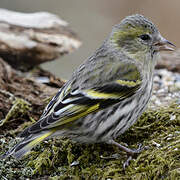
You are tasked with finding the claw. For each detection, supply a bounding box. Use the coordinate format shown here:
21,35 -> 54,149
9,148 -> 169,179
123,156 -> 132,169
108,140 -> 149,168
123,143 -> 148,169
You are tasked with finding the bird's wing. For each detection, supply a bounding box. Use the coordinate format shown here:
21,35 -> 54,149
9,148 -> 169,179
20,62 -> 142,137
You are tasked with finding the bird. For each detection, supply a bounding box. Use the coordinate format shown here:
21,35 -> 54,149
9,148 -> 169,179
2,14 -> 175,166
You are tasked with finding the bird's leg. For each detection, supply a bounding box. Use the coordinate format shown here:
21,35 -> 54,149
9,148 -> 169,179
107,139 -> 147,169
108,139 -> 144,155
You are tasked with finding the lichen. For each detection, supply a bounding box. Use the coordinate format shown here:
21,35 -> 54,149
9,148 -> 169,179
0,103 -> 179,179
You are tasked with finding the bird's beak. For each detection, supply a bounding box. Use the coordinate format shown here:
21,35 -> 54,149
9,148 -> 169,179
154,36 -> 175,52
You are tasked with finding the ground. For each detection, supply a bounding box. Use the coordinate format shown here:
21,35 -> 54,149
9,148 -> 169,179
0,99 -> 179,180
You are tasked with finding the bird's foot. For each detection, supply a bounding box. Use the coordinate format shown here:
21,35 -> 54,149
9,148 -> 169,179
108,140 -> 148,169
123,143 -> 148,169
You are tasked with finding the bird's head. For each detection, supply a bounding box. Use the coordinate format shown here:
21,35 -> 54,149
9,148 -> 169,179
111,14 -> 175,62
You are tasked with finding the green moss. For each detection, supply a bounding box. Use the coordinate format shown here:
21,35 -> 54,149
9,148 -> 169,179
0,97 -> 31,126
0,103 -> 179,179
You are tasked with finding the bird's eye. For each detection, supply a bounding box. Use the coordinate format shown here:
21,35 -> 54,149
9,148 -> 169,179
139,34 -> 151,41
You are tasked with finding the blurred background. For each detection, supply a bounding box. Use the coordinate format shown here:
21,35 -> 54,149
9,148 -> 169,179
0,0 -> 179,79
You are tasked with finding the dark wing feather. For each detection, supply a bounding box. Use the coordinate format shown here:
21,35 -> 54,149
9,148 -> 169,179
20,80 -> 141,137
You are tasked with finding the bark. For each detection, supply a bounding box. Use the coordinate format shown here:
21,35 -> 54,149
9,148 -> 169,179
0,58 -> 64,131
0,8 -> 81,71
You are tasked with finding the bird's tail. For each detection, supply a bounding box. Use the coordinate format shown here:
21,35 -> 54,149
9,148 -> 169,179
2,130 -> 55,159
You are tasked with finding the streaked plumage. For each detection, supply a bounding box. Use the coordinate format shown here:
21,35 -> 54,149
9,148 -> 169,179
3,14 -> 174,161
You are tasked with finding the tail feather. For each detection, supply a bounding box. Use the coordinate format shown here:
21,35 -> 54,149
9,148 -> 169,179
2,130 -> 54,159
